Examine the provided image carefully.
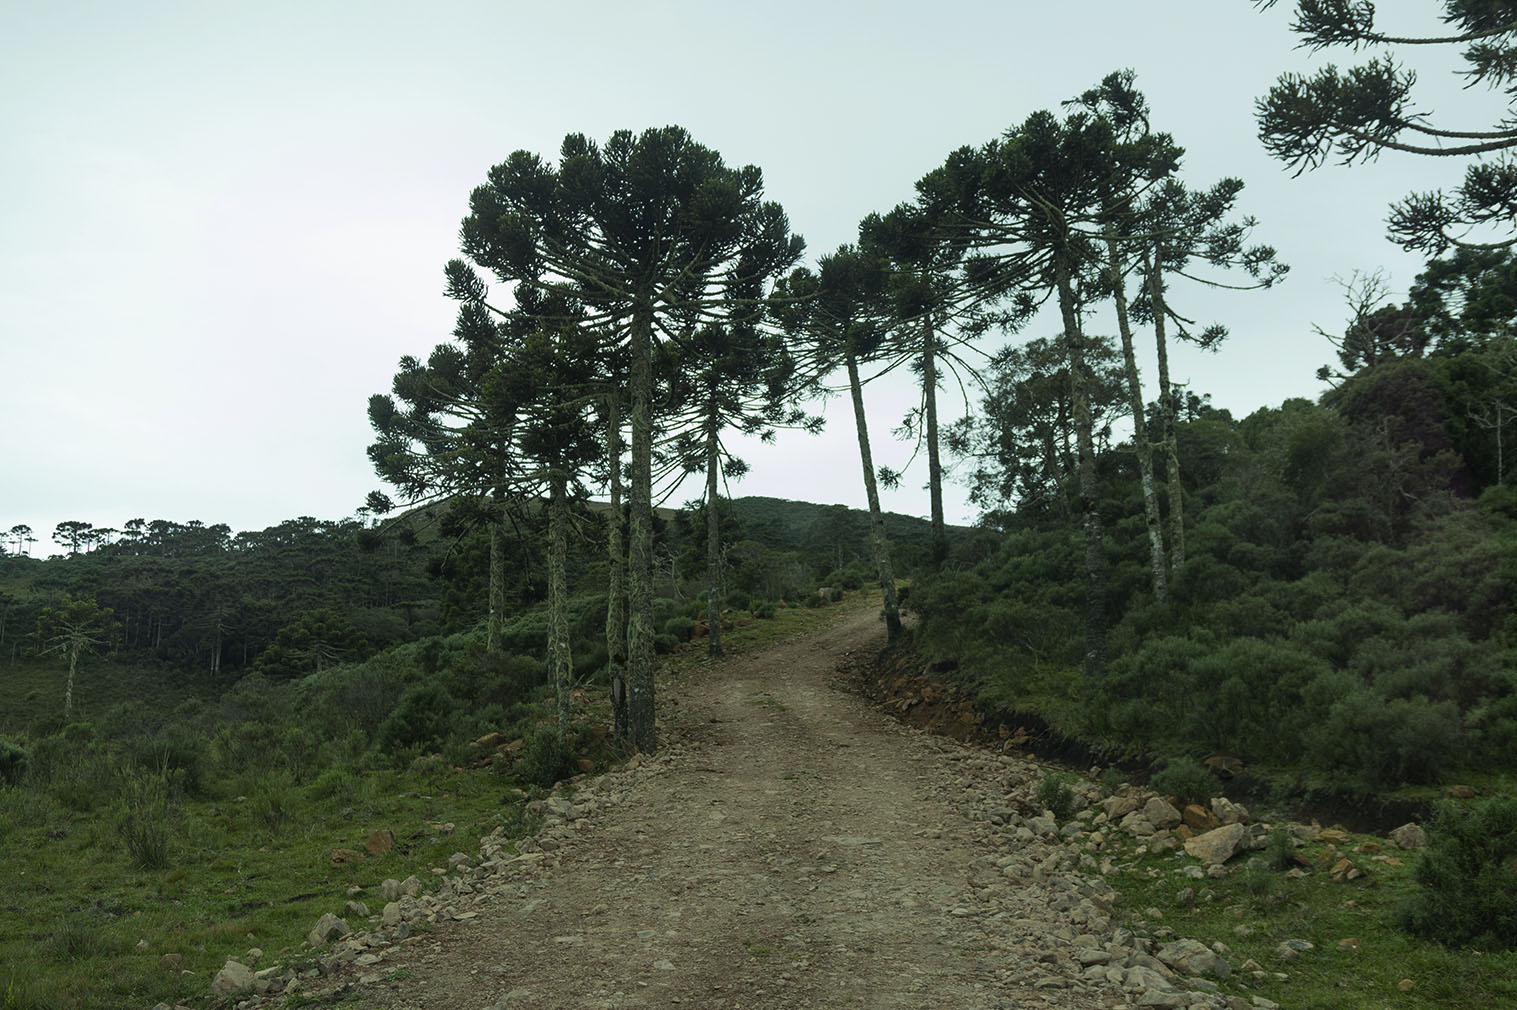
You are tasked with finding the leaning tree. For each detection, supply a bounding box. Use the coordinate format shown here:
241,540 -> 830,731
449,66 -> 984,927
452,127 -> 804,751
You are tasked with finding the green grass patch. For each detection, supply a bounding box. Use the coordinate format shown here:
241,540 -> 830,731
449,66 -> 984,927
1100,821 -> 1517,1010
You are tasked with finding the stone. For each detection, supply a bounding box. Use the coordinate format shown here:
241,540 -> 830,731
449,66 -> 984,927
1143,797 -> 1182,829
1444,784 -> 1476,799
365,829 -> 395,857
1182,804 -> 1220,832
160,953 -> 183,971
380,878 -> 402,902
1390,823 -> 1427,850
1184,823 -> 1249,865
329,848 -> 361,865
307,913 -> 350,948
400,875 -> 422,896
1210,796 -> 1248,824
447,852 -> 470,871
1337,937 -> 1361,953
345,900 -> 369,918
1398,978 -> 1416,992
1316,828 -> 1349,845
1156,938 -> 1231,978
212,960 -> 255,995
383,901 -> 404,926
1120,810 -> 1158,836
1028,815 -> 1059,837
1104,794 -> 1142,820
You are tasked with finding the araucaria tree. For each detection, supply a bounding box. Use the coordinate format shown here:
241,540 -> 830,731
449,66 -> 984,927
1256,0 -> 1517,251
34,597 -> 117,718
453,127 -> 804,751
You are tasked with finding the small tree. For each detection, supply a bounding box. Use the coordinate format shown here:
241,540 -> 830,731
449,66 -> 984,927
34,597 -> 118,719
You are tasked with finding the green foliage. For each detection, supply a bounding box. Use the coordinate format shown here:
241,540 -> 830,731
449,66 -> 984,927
1304,691 -> 1463,788
0,737 -> 28,786
516,730 -> 574,790
1400,797 -> 1517,950
1036,774 -> 1076,821
1264,827 -> 1296,872
377,682 -> 457,752
117,768 -> 179,871
662,616 -> 696,642
1148,757 -> 1218,806
753,601 -> 777,620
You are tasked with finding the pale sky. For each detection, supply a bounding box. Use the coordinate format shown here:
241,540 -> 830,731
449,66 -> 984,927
1,1 -> 1497,554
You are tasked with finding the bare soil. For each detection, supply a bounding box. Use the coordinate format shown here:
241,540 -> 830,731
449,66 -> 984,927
302,603 -> 1127,1009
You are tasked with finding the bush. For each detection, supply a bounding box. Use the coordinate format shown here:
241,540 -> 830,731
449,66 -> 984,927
663,616 -> 696,642
1149,756 -> 1219,806
1399,796 -> 1517,950
1264,827 -> 1296,871
653,633 -> 678,655
517,731 -> 574,789
133,724 -> 209,796
1036,774 -> 1076,821
725,589 -> 752,611
0,736 -> 30,786
377,682 -> 457,752
753,601 -> 777,620
1304,690 -> 1463,787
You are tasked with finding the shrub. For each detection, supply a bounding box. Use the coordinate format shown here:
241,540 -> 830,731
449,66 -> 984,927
753,601 -> 777,620
653,633 -> 678,655
377,682 -> 457,752
725,589 -> 752,611
133,724 -> 209,796
0,737 -> 29,786
517,731 -> 574,790
1399,796 -> 1517,950
1304,690 -> 1462,787
1264,827 -> 1296,871
663,617 -> 696,642
1149,756 -> 1219,806
1036,774 -> 1076,821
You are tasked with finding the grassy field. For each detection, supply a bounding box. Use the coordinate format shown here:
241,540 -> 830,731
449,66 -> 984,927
1099,816 -> 1517,1010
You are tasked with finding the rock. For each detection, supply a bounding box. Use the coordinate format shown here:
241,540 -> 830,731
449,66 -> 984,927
447,852 -> 470,871
1104,794 -> 1142,820
1120,810 -> 1158,836
1028,815 -> 1059,837
212,960 -> 255,995
1156,938 -> 1231,978
400,875 -> 422,896
383,901 -> 404,926
1136,991 -> 1187,1008
1390,823 -> 1427,850
1398,978 -> 1416,992
1337,937 -> 1361,953
344,900 -> 369,917
1316,827 -> 1350,845
1123,964 -> 1175,994
380,878 -> 402,902
1184,823 -> 1249,865
1144,797 -> 1182,829
1182,804 -> 1220,832
329,847 -> 362,865
160,953 -> 183,971
365,829 -> 395,857
653,959 -> 675,970
1444,784 -> 1476,799
307,913 -> 350,948
1210,796 -> 1249,825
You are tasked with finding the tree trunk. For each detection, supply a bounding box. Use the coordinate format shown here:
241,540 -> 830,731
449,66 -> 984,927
604,400 -> 630,740
64,646 -> 78,719
1145,246 -> 1186,573
626,302 -> 657,752
1106,232 -> 1168,603
547,474 -> 573,736
487,513 -> 507,654
1055,257 -> 1106,680
846,350 -> 902,642
922,311 -> 948,567
705,407 -> 724,659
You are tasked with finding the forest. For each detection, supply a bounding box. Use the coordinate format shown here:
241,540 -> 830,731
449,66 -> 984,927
1,4 -> 1515,1004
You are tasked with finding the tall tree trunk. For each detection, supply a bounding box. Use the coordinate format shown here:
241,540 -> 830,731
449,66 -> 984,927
922,311 -> 948,567
547,474 -> 573,736
1105,232 -> 1169,603
1055,257 -> 1107,680
626,303 -> 657,752
604,400 -> 629,740
64,646 -> 78,719
1144,246 -> 1186,574
487,512 -> 507,654
705,406 -> 724,659
846,350 -> 902,642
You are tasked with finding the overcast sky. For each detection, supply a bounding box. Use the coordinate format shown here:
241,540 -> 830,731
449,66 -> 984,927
2,1 -> 1496,555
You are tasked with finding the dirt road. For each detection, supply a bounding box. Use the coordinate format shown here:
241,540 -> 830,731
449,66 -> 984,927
302,605 -> 1145,1009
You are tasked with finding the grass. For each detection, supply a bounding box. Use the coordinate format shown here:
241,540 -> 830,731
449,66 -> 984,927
1099,819 -> 1517,1010
0,761 -> 537,1010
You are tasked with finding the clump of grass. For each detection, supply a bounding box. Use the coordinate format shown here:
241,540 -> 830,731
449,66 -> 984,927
1036,773 -> 1076,821
118,768 -> 179,870
1148,756 -> 1218,806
